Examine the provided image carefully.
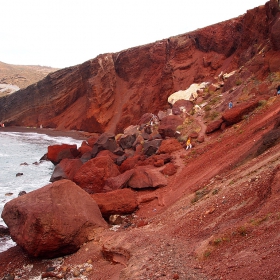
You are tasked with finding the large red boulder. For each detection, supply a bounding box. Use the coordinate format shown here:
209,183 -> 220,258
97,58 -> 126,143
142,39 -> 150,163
143,139 -> 162,156
50,158 -> 83,182
91,188 -> 138,218
157,138 -> 183,154
161,163 -> 178,176
222,100 -> 259,125
158,115 -> 183,138
140,153 -> 172,167
73,155 -> 120,193
85,134 -> 99,147
96,149 -> 119,162
172,100 -> 193,115
119,155 -> 140,173
91,133 -> 118,158
128,166 -> 167,189
206,119 -> 224,134
104,169 -> 135,192
47,144 -> 79,165
1,180 -> 107,258
78,140 -> 92,155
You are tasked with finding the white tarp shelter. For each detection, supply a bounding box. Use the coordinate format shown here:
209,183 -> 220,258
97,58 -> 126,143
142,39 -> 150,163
168,82 -> 208,105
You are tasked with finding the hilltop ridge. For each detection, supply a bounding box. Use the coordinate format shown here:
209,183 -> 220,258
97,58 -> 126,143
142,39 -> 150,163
0,61 -> 59,97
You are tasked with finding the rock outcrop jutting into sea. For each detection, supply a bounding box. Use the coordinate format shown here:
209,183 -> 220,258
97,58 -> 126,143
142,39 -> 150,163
0,0 -> 279,134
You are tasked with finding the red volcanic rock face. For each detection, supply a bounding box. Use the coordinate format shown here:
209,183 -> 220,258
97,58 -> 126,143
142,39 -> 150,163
0,1 -> 278,134
91,188 -> 138,218
270,15 -> 280,50
1,180 -> 107,258
73,155 -> 120,193
47,144 -> 79,165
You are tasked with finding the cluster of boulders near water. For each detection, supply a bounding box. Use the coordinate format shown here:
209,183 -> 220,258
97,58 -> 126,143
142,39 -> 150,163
1,79 -> 265,259
1,107 -> 189,258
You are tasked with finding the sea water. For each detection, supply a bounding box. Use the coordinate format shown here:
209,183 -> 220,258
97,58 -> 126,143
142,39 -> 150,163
0,131 -> 83,253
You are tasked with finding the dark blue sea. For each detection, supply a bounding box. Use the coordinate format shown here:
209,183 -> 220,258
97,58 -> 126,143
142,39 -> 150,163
0,131 -> 82,252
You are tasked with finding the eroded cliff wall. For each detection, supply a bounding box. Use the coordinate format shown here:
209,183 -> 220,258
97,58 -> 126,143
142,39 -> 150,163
0,0 -> 279,133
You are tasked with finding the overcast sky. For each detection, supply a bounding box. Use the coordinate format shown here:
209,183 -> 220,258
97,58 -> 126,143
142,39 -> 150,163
0,0 -> 267,69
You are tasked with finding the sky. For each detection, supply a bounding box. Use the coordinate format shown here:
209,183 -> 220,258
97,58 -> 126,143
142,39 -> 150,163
0,0 -> 267,69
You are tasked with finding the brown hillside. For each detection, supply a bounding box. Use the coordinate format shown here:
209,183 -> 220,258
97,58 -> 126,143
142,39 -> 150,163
0,61 -> 59,96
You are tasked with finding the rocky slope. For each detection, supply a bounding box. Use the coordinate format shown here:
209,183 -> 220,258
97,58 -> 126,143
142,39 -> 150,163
1,83 -> 280,280
0,61 -> 59,97
0,0 -> 279,133
0,1 -> 280,279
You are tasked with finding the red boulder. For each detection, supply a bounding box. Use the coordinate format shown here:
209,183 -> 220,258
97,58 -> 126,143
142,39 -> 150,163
119,155 -> 140,173
73,155 -> 120,193
157,138 -> 183,154
79,140 -> 92,155
222,100 -> 259,125
91,188 -> 138,218
172,100 -> 193,115
1,179 -> 107,258
158,115 -> 183,138
104,169 -> 135,192
161,163 -> 178,176
128,166 -> 167,189
47,144 -> 79,165
50,158 -> 83,182
206,119 -> 224,134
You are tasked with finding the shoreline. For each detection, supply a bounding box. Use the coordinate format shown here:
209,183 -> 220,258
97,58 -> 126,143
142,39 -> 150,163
0,126 -> 91,140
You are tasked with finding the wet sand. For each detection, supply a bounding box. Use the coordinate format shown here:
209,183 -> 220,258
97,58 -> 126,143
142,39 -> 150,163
0,126 -> 91,140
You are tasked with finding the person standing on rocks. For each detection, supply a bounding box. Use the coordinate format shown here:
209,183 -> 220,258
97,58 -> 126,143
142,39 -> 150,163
229,101 -> 233,109
186,137 -> 192,150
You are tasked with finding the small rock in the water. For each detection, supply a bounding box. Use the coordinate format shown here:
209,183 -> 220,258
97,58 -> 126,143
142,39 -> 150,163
16,173 -> 23,177
5,193 -> 13,196
18,191 -> 27,196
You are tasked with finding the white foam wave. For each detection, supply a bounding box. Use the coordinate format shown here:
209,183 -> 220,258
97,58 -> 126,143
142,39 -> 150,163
1,132 -> 82,147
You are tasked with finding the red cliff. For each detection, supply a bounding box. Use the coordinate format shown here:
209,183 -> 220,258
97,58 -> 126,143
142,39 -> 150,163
0,1 -> 279,133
